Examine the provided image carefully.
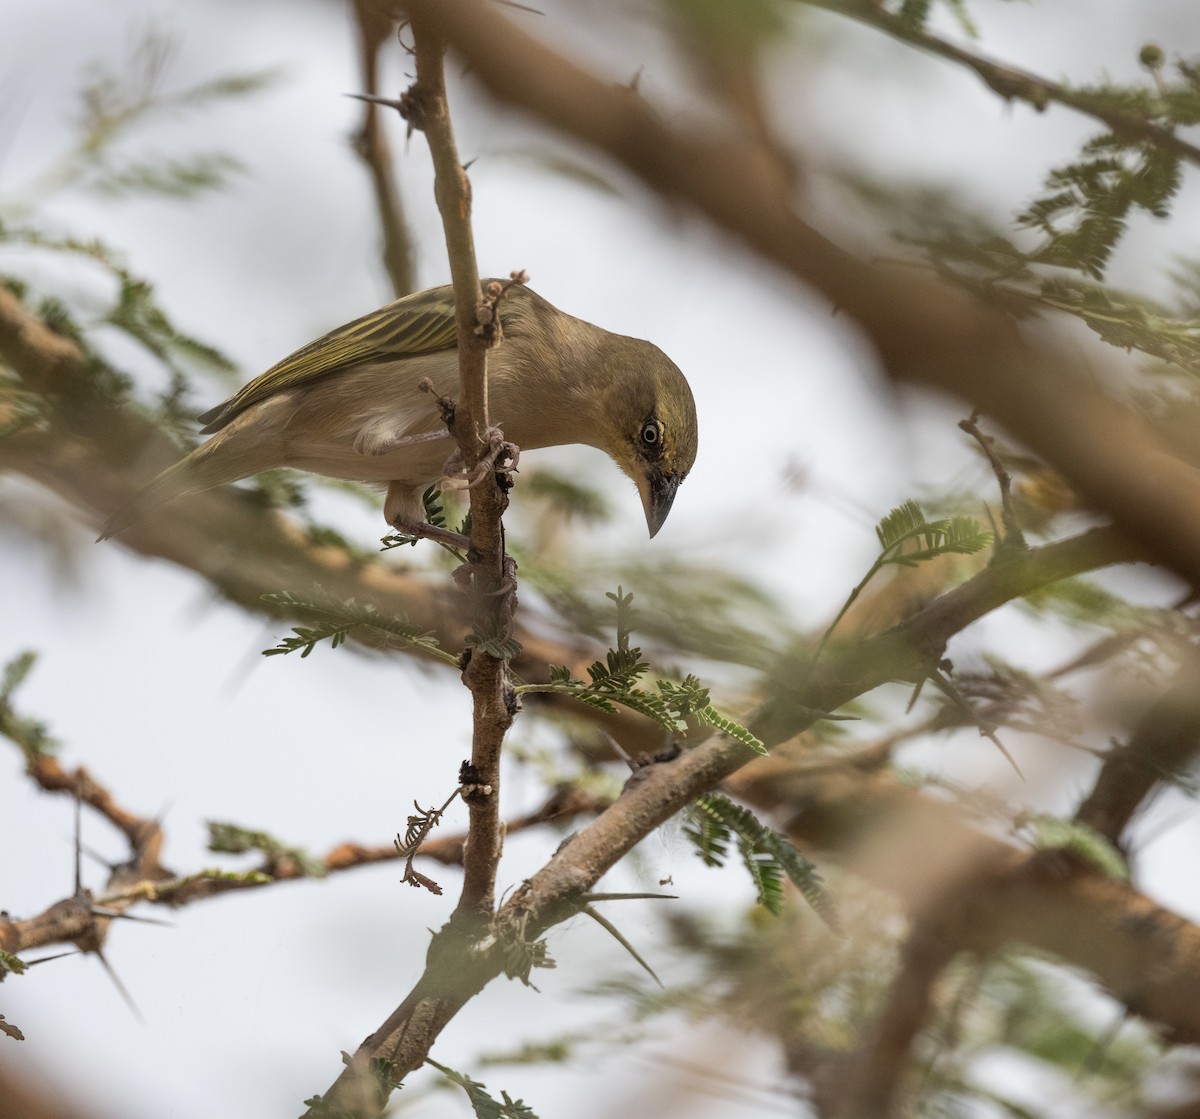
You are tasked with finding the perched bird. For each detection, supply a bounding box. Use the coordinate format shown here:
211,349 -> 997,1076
99,281 -> 697,540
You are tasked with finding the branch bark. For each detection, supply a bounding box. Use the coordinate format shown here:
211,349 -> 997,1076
405,15 -> 511,921
309,20 -> 518,1114
1074,652 -> 1200,847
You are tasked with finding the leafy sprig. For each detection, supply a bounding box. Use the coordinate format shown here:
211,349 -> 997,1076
0,651 -> 58,760
207,822 -> 326,879
1017,133 -> 1181,279
684,793 -> 836,925
521,589 -> 764,753
813,501 -> 993,664
426,1059 -> 540,1119
1016,813 -> 1129,879
261,591 -> 457,664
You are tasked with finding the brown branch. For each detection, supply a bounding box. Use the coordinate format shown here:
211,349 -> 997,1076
751,526 -> 1143,749
0,1055 -> 104,1119
1,743 -> 605,951
846,915 -> 958,1119
401,0 -> 1200,595
772,769 -> 1200,1048
813,0 -> 1200,168
0,759 -> 169,960
349,0 -> 418,297
309,24 -> 520,1112
1074,652 -> 1200,847
404,18 -> 511,923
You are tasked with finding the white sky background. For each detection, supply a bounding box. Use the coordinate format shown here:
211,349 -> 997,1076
3,1 -> 1200,1116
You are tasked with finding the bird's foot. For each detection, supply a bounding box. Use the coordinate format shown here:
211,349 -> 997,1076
439,429 -> 520,494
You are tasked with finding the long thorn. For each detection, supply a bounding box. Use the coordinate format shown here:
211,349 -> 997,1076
581,905 -> 662,988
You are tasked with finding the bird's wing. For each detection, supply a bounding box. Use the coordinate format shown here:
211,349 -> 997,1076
197,285 -> 460,433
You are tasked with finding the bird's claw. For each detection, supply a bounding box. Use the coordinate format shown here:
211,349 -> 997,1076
439,430 -> 519,493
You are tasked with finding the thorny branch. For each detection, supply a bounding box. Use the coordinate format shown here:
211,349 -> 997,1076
0,745 -> 604,954
402,14 -> 514,920
306,523 -> 1188,1118
312,18 -> 520,1114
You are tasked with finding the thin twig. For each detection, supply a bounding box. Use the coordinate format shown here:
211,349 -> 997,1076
959,412 -> 1025,550
349,0 -> 417,296
812,0 -> 1200,168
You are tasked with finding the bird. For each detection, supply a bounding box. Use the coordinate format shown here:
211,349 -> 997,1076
98,280 -> 698,541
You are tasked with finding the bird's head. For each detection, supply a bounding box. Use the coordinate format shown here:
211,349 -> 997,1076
593,336 -> 698,537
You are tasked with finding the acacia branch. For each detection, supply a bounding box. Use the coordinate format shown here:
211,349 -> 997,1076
405,17 -> 512,925
1,737 -> 605,953
300,24 -> 525,1113
813,0 -> 1200,167
847,914 -> 958,1119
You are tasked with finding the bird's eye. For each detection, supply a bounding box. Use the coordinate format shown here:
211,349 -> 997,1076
640,421 -> 661,446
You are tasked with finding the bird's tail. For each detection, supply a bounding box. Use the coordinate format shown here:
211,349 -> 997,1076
97,430 -> 271,541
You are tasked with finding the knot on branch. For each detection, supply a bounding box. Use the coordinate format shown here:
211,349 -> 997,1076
474,271 -> 530,344
396,81 -> 431,132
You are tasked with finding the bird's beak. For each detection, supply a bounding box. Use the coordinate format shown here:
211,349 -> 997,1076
639,471 -> 681,538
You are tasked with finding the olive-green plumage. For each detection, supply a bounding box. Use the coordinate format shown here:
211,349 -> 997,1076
99,282 -> 697,540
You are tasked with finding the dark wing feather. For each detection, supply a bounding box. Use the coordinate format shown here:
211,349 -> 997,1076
197,286 -> 460,432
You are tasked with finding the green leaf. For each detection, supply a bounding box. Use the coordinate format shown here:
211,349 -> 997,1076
1018,133 -> 1183,279
206,821 -> 327,878
682,803 -> 731,867
875,503 -> 993,566
1021,815 -> 1129,879
694,705 -> 767,755
422,485 -> 446,529
683,795 -> 836,926
0,651 -> 58,759
426,1059 -> 540,1119
875,500 -> 928,551
0,651 -> 36,703
466,624 -> 524,661
89,153 -> 244,199
0,950 -> 28,978
0,1014 -> 24,1042
606,586 -> 637,653
548,664 -> 578,685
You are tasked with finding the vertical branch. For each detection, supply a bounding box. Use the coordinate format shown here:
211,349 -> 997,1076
349,0 -> 417,297
407,20 -> 512,920
308,22 -> 518,1115
845,917 -> 958,1118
